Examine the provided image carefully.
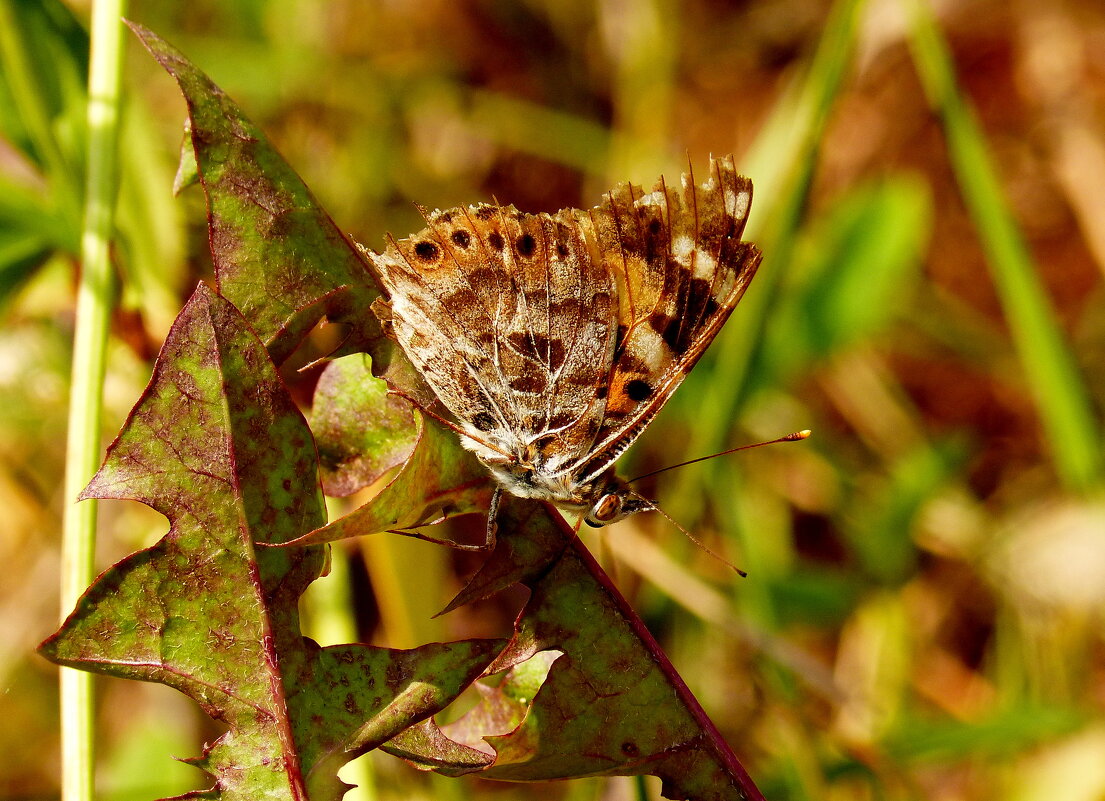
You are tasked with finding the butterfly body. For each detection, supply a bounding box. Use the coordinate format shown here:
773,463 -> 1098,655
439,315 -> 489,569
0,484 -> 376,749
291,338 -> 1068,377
369,156 -> 760,528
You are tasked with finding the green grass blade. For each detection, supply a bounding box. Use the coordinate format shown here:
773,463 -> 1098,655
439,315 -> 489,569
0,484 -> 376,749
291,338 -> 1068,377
61,1 -> 127,800
670,0 -> 868,511
904,0 -> 1102,491
0,0 -> 85,221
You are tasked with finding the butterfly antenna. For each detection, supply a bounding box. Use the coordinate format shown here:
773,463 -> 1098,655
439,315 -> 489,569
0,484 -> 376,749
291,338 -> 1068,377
634,492 -> 747,577
628,430 -> 811,484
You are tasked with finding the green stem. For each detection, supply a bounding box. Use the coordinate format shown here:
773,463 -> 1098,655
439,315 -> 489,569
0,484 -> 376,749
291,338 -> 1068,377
61,2 -> 127,799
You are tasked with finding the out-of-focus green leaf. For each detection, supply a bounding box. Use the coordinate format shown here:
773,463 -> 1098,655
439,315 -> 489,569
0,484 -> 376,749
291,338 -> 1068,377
885,705 -> 1086,763
0,234 -> 52,308
750,175 -> 932,391
845,435 -> 968,585
0,0 -> 88,182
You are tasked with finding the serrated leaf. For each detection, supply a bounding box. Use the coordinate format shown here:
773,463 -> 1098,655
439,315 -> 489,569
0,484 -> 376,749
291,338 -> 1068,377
127,22 -> 385,367
290,413 -> 494,547
39,285 -> 502,801
386,501 -> 767,801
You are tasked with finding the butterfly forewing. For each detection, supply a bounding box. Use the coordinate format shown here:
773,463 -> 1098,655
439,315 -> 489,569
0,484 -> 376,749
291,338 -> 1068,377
568,155 -> 761,484
373,203 -> 616,469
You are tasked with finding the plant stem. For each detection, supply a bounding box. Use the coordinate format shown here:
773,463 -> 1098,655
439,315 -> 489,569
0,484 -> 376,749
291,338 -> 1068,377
61,1 -> 127,799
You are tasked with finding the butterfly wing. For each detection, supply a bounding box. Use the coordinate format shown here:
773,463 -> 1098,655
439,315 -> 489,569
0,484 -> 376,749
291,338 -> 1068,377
564,155 -> 761,485
369,202 -> 618,467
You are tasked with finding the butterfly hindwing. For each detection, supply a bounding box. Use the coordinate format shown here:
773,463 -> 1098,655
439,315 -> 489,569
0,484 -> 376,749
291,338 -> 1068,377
371,203 -> 617,466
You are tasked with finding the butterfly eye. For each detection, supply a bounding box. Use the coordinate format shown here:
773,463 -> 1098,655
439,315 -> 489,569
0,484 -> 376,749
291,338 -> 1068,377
585,493 -> 622,527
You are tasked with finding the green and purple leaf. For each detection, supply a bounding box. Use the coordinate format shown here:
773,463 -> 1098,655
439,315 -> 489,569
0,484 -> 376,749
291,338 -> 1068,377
310,354 -> 419,497
39,285 -> 502,800
385,503 -> 767,801
127,22 -> 386,368
42,24 -> 768,801
288,411 -> 494,548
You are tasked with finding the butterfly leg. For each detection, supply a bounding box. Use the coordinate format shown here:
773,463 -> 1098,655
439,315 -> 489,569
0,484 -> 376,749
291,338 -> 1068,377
483,486 -> 502,551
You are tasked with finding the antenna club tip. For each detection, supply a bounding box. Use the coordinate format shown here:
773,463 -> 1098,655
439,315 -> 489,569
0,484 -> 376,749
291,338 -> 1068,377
786,429 -> 812,441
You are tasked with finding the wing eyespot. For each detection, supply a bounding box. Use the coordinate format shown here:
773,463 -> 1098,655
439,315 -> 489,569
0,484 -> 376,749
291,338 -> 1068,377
516,233 -> 536,257
414,241 -> 439,261
625,379 -> 653,402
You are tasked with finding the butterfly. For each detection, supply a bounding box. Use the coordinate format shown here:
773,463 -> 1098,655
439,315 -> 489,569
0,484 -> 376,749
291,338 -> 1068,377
367,155 -> 760,536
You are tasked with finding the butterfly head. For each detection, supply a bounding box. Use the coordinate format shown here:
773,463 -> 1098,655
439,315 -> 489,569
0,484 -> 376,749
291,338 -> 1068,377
581,471 -> 654,528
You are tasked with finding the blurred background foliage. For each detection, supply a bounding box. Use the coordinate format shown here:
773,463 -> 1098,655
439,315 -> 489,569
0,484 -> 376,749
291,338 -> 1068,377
2,0 -> 1104,799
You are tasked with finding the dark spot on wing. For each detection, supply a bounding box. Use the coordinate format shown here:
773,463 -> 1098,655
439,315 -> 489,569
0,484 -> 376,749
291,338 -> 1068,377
547,339 -> 567,371
472,411 -> 496,431
648,218 -> 662,235
556,242 -> 570,258
548,411 -> 576,430
414,241 -> 438,261
506,330 -> 553,364
487,231 -> 505,251
475,206 -> 496,220
508,372 -> 547,393
516,233 -> 537,257
595,384 -> 608,399
469,267 -> 498,290
650,312 -> 682,351
451,230 -> 471,248
443,287 -> 481,311
625,379 -> 652,402
620,351 -> 650,376
530,332 -> 551,359
439,211 -> 454,223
